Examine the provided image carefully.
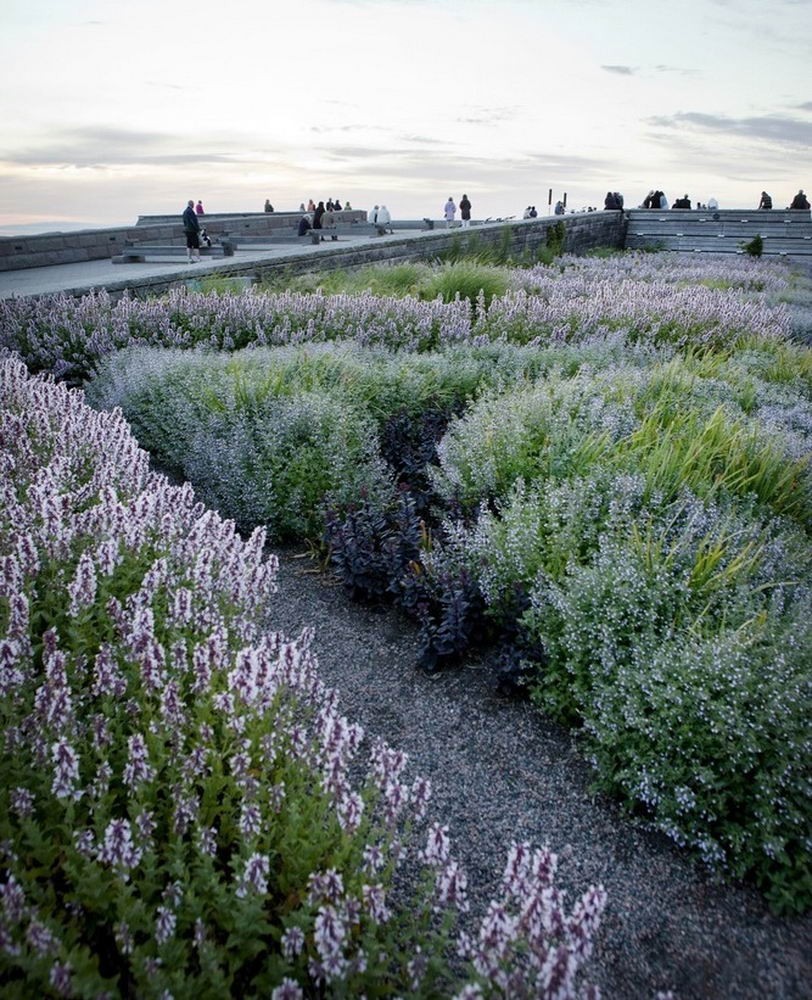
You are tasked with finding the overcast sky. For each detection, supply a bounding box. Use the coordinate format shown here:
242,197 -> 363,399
0,0 -> 810,232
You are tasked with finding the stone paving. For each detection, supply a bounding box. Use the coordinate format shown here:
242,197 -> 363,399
0,230 -> 409,300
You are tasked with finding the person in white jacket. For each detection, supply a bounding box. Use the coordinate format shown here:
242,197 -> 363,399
375,205 -> 392,234
443,196 -> 456,227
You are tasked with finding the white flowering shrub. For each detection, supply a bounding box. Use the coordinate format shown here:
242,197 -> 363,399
88,342 -> 669,542
87,347 -> 395,539
459,471 -> 811,909
429,341 -> 812,909
522,495 -> 811,910
0,356 -> 606,997
432,357 -> 812,528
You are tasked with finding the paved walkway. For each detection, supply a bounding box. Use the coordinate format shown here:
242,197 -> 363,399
0,230 -> 415,300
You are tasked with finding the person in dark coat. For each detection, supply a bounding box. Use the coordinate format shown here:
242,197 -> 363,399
790,189 -> 810,210
459,193 -> 472,228
313,201 -> 326,229
182,199 -> 201,263
758,191 -> 773,210
297,213 -> 312,237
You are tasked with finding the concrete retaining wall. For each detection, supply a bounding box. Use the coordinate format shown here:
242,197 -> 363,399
86,213 -> 627,303
249,213 -> 626,281
0,225 -> 148,272
0,212 -> 368,271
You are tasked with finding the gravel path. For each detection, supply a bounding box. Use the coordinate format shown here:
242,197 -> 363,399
269,546 -> 811,1000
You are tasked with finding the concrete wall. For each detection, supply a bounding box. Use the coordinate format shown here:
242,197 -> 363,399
87,213 -> 627,303
0,212 -> 367,272
0,225 -> 147,272
135,211 -> 366,233
248,213 -> 626,280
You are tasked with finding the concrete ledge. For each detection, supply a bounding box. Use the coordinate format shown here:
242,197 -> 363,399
0,212 -> 370,271
0,214 -> 627,302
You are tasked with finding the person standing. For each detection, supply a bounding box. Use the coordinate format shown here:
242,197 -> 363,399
195,200 -> 204,215
443,196 -> 456,227
313,201 -> 326,230
459,193 -> 472,228
182,199 -> 201,263
376,204 -> 391,234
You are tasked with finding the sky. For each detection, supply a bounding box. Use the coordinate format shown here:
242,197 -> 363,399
0,0 -> 810,234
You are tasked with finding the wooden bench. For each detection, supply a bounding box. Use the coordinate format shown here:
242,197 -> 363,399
112,243 -> 231,264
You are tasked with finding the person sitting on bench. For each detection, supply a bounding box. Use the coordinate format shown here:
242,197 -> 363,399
297,213 -> 313,237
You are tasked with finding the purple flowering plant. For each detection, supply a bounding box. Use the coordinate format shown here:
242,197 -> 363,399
0,252 -> 797,385
1,355 -> 607,996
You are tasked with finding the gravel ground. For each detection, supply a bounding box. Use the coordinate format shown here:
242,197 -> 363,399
268,546 -> 811,1000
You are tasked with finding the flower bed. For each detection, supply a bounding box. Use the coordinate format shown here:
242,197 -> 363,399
2,250 -> 810,914
0,356 -> 605,997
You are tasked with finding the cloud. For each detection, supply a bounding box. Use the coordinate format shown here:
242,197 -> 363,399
399,134 -> 442,145
145,81 -> 186,92
647,111 -> 812,147
456,106 -> 516,125
796,101 -> 812,112
654,64 -> 692,75
0,126 -> 286,169
288,144 -> 610,195
601,65 -> 635,76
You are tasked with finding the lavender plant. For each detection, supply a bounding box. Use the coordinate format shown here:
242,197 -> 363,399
0,355 -> 607,996
4,248 -> 810,915
0,253 -> 799,388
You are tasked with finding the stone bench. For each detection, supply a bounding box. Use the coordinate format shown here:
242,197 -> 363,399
233,228 -> 343,246
112,243 -> 230,264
